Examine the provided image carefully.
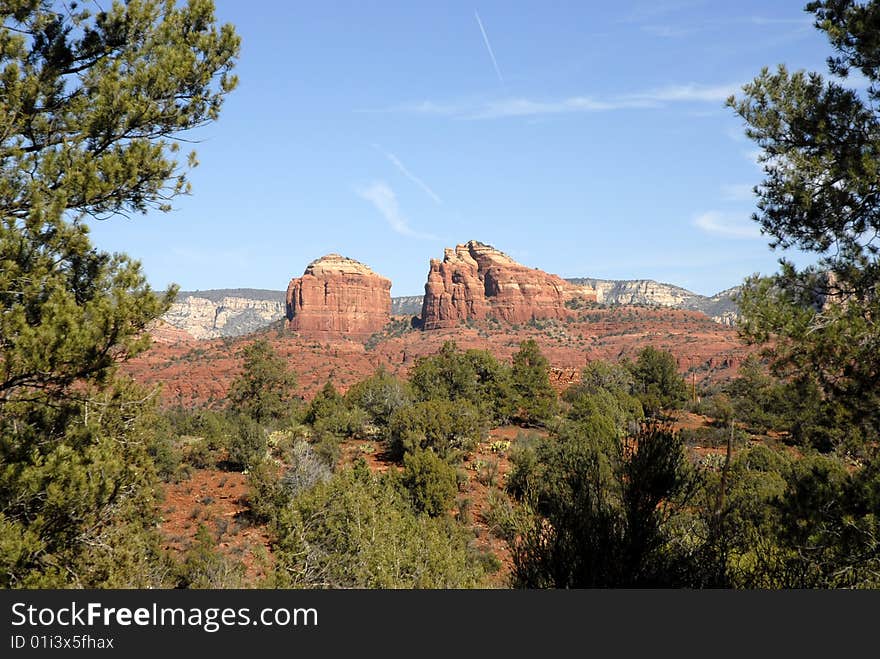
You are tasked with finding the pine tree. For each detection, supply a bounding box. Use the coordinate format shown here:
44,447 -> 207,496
0,0 -> 239,587
227,339 -> 298,425
626,346 -> 688,415
716,1 -> 880,585
511,339 -> 557,425
728,0 -> 880,449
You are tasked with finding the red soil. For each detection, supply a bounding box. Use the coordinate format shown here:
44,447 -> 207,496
127,307 -> 752,408
158,469 -> 273,584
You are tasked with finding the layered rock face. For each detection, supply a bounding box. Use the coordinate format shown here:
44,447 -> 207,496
587,280 -> 697,307
567,278 -> 740,326
420,240 -> 594,330
286,254 -> 391,339
163,290 -> 285,339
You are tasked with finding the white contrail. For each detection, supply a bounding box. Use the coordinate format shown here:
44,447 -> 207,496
475,10 -> 504,87
355,181 -> 438,240
376,146 -> 443,205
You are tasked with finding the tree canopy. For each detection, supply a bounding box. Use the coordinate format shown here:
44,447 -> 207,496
227,339 -> 298,425
728,0 -> 880,450
0,0 -> 239,587
1,0 -> 239,220
2,0 -> 239,409
510,339 -> 556,424
626,346 -> 688,415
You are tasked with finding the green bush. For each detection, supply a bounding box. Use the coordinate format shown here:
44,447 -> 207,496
306,381 -> 368,438
244,459 -> 287,524
511,422 -> 698,588
272,462 -> 486,588
180,436 -> 217,470
574,360 -> 636,397
409,341 -> 517,425
715,448 -> 880,588
176,524 -> 245,589
401,450 -> 458,517
511,339 -> 557,425
311,431 -> 343,470
564,386 -> 643,438
723,356 -> 788,433
227,339 -> 299,425
345,368 -> 413,427
226,416 -> 267,471
506,431 -> 543,500
165,407 -> 234,452
146,416 -> 187,482
484,489 -> 528,544
626,346 -> 688,413
386,399 -> 486,461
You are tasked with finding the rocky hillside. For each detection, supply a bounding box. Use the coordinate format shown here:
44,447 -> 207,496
567,278 -> 739,326
163,289 -> 286,339
132,305 -> 750,406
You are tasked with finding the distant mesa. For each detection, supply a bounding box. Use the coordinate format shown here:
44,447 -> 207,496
162,289 -> 285,340
157,243 -> 740,341
419,240 -> 595,330
286,253 -> 391,339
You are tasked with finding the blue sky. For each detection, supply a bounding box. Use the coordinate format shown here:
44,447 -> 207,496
87,1 -> 843,297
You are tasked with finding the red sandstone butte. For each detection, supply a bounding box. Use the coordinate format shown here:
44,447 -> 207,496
286,254 -> 391,339
420,240 -> 596,330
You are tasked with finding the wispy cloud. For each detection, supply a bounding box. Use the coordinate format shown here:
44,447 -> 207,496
467,82 -> 741,119
630,83 -> 741,102
720,183 -> 755,202
631,12 -> 812,40
354,100 -> 462,116
694,211 -> 762,239
374,146 -> 442,205
360,81 -> 743,120
467,95 -> 658,119
355,181 -> 437,239
475,10 -> 504,87
621,0 -> 707,24
391,100 -> 462,115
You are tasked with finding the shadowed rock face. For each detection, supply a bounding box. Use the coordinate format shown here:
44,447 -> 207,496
420,240 -> 595,330
286,254 -> 391,339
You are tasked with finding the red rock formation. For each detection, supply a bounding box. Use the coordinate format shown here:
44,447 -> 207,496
286,254 -> 391,339
420,240 -> 596,330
